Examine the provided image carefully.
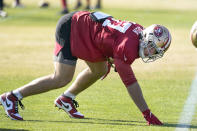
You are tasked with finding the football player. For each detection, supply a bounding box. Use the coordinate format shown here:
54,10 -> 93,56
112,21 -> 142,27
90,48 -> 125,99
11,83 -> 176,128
0,11 -> 171,125
60,0 -> 69,14
38,0 -> 49,8
0,0 -> 7,17
12,0 -> 24,8
74,0 -> 101,10
95,0 -> 101,9
74,0 -> 90,10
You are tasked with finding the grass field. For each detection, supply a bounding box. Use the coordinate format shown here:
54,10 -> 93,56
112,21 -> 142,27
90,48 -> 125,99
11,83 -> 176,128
0,0 -> 197,130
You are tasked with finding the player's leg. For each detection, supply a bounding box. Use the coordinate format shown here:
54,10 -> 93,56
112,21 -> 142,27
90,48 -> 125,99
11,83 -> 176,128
19,62 -> 76,97
60,0 -> 69,14
66,61 -> 108,95
38,0 -> 49,8
0,12 -> 76,121
0,62 -> 76,120
0,0 -> 3,11
0,0 -> 7,17
55,61 -> 108,118
85,0 -> 90,10
13,0 -> 24,8
74,0 -> 82,10
95,0 -> 101,9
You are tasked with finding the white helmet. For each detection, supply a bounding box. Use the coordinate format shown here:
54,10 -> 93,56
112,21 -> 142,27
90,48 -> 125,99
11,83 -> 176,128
190,21 -> 197,48
139,24 -> 172,63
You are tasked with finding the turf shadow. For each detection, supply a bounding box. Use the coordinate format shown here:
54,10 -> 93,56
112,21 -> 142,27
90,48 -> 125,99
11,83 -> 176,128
25,118 -> 197,129
163,123 -> 197,129
84,117 -> 145,123
0,129 -> 28,131
25,118 -> 148,127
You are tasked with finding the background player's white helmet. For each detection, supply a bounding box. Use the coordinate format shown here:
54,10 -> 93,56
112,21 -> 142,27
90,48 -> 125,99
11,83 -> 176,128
190,21 -> 197,48
139,24 -> 171,63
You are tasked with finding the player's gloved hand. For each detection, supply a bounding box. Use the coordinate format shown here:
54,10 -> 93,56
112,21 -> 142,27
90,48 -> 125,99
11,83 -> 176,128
142,109 -> 163,125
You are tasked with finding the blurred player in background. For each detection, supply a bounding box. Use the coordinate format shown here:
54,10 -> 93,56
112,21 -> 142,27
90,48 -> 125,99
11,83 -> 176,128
38,0 -> 49,8
60,0 -> 69,14
74,0 -> 90,10
60,0 -> 102,14
12,0 -> 24,8
13,0 -> 49,8
190,21 -> 197,48
0,0 -> 7,17
0,11 -> 171,125
95,0 -> 101,9
74,0 -> 101,10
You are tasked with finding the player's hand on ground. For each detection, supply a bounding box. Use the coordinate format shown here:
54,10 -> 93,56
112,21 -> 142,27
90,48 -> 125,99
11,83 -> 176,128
142,109 -> 163,125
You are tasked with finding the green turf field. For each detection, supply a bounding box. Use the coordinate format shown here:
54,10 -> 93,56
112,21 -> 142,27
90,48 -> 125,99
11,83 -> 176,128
0,0 -> 197,130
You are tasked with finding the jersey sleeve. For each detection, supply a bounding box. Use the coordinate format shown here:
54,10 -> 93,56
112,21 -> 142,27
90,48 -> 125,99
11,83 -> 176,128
113,35 -> 139,65
114,58 -> 137,87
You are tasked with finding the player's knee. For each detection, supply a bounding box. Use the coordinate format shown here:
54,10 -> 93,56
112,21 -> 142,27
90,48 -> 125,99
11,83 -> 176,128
99,67 -> 108,77
92,67 -> 108,78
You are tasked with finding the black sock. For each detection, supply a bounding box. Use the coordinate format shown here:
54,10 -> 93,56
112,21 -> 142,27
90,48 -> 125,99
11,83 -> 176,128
16,0 -> 20,4
0,0 -> 3,10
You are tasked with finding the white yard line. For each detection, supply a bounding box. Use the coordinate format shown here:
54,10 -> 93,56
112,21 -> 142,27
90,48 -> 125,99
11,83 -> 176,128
175,73 -> 197,131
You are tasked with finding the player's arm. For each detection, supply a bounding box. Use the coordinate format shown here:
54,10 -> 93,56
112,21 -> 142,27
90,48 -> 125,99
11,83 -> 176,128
114,58 -> 163,125
127,82 -> 148,112
127,82 -> 163,125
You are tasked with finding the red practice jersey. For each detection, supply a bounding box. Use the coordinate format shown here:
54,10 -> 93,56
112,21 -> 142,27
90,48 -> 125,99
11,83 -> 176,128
70,11 -> 143,87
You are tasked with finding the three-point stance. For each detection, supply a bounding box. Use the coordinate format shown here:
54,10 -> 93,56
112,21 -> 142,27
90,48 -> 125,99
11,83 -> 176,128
0,11 -> 171,125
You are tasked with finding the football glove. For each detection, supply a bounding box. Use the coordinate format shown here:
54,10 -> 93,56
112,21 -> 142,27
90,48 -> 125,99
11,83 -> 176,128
142,109 -> 163,125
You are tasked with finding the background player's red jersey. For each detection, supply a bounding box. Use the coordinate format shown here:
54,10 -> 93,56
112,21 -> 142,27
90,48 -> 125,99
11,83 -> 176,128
70,11 -> 144,87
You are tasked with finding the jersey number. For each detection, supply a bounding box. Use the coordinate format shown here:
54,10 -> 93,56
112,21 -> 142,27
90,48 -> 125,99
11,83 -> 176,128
102,18 -> 132,33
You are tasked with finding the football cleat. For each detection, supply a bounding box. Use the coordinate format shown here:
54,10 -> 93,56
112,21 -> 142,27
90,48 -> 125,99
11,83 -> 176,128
74,1 -> 82,10
0,92 -> 24,120
142,109 -> 163,125
0,10 -> 7,18
85,5 -> 91,10
38,1 -> 49,8
54,95 -> 84,119
12,2 -> 24,8
95,4 -> 101,9
60,9 -> 69,14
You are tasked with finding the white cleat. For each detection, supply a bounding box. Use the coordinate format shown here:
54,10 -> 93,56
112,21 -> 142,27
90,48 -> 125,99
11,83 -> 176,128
0,92 -> 24,120
0,11 -> 7,18
54,95 -> 84,119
